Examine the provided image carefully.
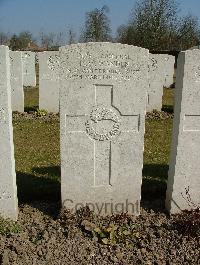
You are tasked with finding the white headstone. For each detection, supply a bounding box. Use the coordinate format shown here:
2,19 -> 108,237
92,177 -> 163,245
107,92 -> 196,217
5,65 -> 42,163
0,46 -> 18,220
60,43 -> 149,215
164,55 -> 175,88
22,51 -> 36,86
10,51 -> 24,112
166,50 -> 200,213
147,54 -> 165,112
39,51 -> 60,113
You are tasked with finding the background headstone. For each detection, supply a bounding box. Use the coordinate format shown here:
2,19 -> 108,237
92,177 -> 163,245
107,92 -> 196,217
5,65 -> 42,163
147,54 -> 166,112
166,50 -> 200,213
60,43 -> 149,215
35,52 -> 39,64
10,51 -> 24,112
22,51 -> 36,86
0,46 -> 18,220
164,55 -> 175,88
39,51 -> 60,113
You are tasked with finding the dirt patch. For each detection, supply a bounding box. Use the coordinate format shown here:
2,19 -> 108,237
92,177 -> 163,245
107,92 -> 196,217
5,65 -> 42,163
146,110 -> 174,120
13,112 -> 59,121
0,202 -> 199,265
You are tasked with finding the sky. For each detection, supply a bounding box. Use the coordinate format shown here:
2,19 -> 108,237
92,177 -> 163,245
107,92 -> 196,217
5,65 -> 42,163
0,0 -> 200,41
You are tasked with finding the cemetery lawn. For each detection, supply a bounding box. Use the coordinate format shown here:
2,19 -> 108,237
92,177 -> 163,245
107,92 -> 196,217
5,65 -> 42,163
1,87 -> 199,264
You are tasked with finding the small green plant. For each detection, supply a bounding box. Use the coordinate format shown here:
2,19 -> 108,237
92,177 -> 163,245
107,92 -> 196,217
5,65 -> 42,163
31,231 -> 45,244
81,219 -> 137,245
35,108 -> 48,117
0,217 -> 22,236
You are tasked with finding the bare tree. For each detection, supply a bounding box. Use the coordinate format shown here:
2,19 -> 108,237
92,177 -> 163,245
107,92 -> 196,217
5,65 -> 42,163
39,32 -> 56,50
9,31 -> 33,50
81,5 -> 111,42
117,0 -> 200,51
117,0 -> 179,50
0,32 -> 9,45
55,32 -> 65,47
67,28 -> 76,44
176,15 -> 200,50
18,31 -> 33,48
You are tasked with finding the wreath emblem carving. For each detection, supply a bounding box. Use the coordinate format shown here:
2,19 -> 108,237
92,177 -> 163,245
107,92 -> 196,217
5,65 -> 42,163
85,107 -> 121,141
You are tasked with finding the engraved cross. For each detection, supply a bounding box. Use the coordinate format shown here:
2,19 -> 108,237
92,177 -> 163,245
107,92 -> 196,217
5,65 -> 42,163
65,85 -> 140,187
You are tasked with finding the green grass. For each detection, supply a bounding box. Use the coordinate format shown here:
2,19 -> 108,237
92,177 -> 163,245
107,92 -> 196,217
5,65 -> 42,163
162,88 -> 174,113
24,86 -> 39,111
24,64 -> 39,112
142,119 -> 173,201
13,118 -> 60,202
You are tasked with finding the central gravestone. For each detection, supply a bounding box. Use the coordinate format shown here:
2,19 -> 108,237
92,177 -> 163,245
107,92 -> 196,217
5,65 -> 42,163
60,43 -> 149,215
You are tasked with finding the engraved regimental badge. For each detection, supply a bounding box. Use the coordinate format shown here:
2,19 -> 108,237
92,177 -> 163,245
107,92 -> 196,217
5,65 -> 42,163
85,106 -> 121,141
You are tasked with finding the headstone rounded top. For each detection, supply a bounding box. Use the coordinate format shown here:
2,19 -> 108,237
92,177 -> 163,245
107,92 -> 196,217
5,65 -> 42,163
59,42 -> 149,52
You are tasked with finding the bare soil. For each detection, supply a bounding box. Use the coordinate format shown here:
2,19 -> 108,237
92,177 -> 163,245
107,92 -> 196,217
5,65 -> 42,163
0,202 -> 199,265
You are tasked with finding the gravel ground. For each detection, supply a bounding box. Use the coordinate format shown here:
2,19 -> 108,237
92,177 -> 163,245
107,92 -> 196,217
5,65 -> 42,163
12,110 -> 174,121
0,202 -> 199,265
13,112 -> 59,121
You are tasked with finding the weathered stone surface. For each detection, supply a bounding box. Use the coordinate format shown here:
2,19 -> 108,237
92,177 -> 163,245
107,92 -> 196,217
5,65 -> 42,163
166,50 -> 200,213
39,51 -> 60,113
0,46 -> 18,220
164,55 -> 175,88
60,43 -> 149,215
10,51 -> 24,112
147,54 -> 166,112
22,51 -> 36,86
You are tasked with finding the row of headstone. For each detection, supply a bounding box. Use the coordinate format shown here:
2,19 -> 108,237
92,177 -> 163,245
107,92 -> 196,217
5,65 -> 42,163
8,49 -> 175,114
8,51 -> 36,112
39,51 -> 175,113
0,44 -> 199,220
147,54 -> 175,112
